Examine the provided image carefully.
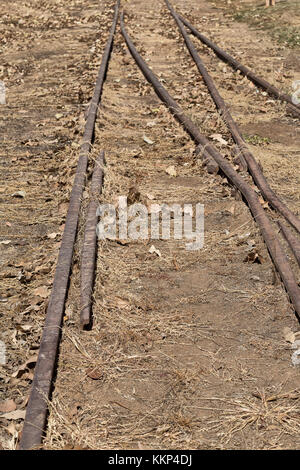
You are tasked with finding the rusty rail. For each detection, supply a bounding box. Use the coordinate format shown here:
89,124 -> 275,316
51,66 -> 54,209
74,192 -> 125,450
278,221 -> 300,267
80,151 -> 105,329
18,1 -> 120,450
165,0 -> 300,235
178,14 -> 300,119
120,11 -> 300,319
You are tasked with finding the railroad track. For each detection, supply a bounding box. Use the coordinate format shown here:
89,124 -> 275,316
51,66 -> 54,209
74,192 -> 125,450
18,1 -> 120,450
18,0 -> 300,450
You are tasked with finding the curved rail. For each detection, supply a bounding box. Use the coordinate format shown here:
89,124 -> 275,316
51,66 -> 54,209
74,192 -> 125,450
120,11 -> 300,320
278,221 -> 300,267
165,0 -> 300,235
178,14 -> 300,119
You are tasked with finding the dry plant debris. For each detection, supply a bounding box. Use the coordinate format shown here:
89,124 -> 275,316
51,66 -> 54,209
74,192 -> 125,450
1,0 -> 300,451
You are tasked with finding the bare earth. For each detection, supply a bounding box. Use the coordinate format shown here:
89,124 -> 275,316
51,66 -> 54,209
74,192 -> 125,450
0,0 -> 300,450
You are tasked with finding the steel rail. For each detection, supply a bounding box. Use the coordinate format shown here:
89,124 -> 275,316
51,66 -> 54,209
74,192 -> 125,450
165,0 -> 300,235
18,1 -> 120,450
80,151 -> 105,329
120,12 -> 300,319
178,14 -> 300,119
278,221 -> 300,267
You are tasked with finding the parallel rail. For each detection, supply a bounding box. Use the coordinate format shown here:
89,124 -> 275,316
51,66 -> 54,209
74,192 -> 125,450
18,0 -> 120,450
120,10 -> 300,319
178,14 -> 300,119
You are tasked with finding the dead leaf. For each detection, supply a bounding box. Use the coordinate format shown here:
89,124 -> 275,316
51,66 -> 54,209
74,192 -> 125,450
146,120 -> 157,127
259,197 -> 269,209
0,410 -> 26,420
11,355 -> 37,379
20,396 -> 29,409
86,367 -> 103,380
238,232 -> 251,240
0,400 -> 17,413
6,422 -> 17,436
69,403 -> 81,418
34,286 -> 49,298
243,250 -> 264,264
127,187 -> 140,205
114,298 -> 131,309
34,264 -> 51,275
143,135 -> 154,145
47,232 -> 58,239
0,240 -> 11,245
149,245 -> 161,257
283,327 -> 296,344
210,133 -> 228,146
12,191 -> 26,198
115,239 -> 129,246
292,340 -> 300,350
228,205 -> 236,215
165,165 -> 177,177
25,371 -> 34,381
173,257 -> 179,271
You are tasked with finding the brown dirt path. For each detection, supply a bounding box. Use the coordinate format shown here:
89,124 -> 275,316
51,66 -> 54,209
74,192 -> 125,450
43,0 -> 300,450
1,0 -> 300,451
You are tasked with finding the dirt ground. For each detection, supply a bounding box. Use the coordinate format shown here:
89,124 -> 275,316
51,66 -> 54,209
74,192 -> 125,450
1,0 -> 300,450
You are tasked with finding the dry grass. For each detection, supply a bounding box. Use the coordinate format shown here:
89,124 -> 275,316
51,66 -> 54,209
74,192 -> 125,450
201,389 -> 300,447
2,0 -> 300,452
43,0 -> 300,451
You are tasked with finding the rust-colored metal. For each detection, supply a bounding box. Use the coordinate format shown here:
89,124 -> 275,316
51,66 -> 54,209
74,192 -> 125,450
80,151 -> 105,329
18,1 -> 120,450
120,12 -> 300,319
178,14 -> 300,119
278,221 -> 300,267
165,0 -> 300,235
195,144 -> 219,174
